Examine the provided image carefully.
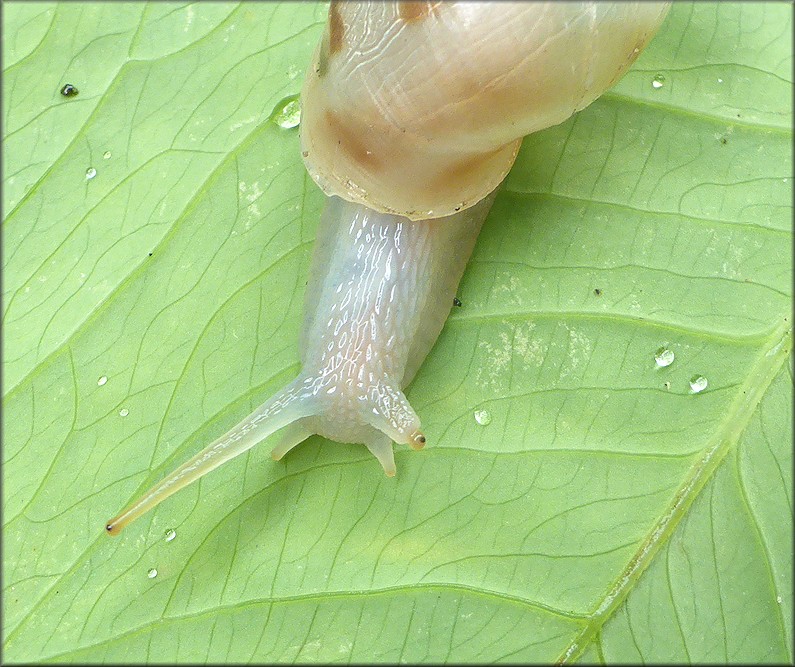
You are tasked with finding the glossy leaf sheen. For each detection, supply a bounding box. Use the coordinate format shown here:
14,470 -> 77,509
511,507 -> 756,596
2,2 -> 792,663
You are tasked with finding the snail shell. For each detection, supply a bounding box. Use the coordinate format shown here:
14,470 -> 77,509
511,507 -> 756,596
301,1 -> 670,219
106,1 -> 669,535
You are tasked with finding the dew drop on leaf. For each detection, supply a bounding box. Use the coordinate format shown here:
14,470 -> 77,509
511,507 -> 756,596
85,167 -> 97,180
272,96 -> 301,129
689,375 -> 708,393
165,529 -> 176,542
97,375 -> 108,386
654,347 -> 675,368
147,568 -> 158,579
651,74 -> 665,89
474,409 -> 492,426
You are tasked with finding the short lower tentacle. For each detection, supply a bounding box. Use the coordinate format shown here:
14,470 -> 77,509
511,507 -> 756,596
364,433 -> 397,477
270,419 -> 314,461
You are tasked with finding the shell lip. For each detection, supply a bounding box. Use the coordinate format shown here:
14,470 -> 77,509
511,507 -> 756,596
298,50 -> 520,221
300,128 -> 520,221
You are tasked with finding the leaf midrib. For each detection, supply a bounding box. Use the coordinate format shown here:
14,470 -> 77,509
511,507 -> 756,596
554,317 -> 792,663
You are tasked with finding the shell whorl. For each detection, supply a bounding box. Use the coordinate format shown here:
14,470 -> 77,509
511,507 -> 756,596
300,1 -> 670,220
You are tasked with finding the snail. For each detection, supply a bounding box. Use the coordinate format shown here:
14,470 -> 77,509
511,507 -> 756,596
106,1 -> 670,535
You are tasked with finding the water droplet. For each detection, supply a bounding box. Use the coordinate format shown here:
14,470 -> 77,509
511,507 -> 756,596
103,151 -> 111,160
689,375 -> 708,393
651,74 -> 665,89
97,375 -> 108,386
60,83 -> 79,97
717,78 -> 723,84
119,408 -> 129,417
147,568 -> 158,579
85,167 -> 97,180
272,96 -> 301,128
654,347 -> 675,368
165,529 -> 176,542
474,409 -> 492,426
777,595 -> 783,604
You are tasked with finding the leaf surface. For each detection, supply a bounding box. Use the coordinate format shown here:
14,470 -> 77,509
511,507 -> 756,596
2,2 -> 791,663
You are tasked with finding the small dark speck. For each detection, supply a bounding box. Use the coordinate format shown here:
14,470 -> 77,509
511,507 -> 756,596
593,288 -> 602,296
453,297 -> 462,307
720,137 -> 728,145
60,83 -> 78,97
148,252 -> 153,256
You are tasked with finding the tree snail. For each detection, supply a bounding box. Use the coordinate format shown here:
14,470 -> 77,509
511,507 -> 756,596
106,1 -> 670,535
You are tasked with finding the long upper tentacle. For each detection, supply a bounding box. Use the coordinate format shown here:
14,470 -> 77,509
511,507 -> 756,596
105,377 -> 318,535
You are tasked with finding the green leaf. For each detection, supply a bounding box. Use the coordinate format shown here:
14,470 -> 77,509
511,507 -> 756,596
3,2 -> 791,663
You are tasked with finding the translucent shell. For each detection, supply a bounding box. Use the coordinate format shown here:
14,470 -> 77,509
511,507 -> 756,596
300,1 -> 670,220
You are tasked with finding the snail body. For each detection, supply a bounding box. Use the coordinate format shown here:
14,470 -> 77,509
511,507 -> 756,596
106,1 -> 669,535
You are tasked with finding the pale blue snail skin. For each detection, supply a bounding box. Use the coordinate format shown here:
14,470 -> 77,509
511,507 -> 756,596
288,193 -> 496,470
105,192 -> 495,533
